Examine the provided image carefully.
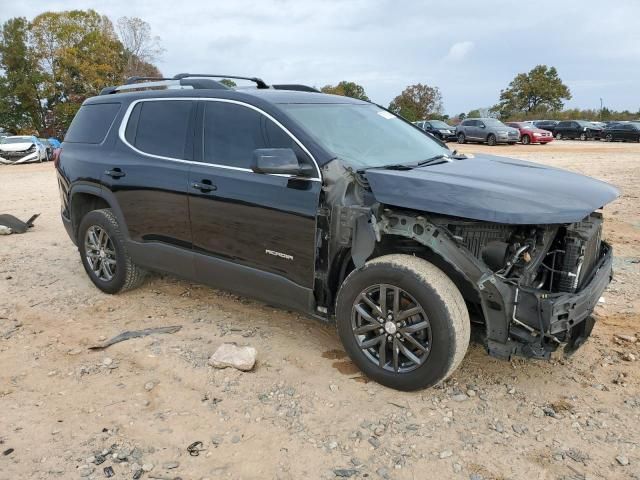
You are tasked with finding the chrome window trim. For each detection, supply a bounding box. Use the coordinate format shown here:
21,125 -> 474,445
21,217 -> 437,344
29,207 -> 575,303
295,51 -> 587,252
117,97 -> 322,181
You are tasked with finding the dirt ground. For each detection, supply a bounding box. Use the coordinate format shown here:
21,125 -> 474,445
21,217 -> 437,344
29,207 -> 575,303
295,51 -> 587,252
1,140 -> 639,480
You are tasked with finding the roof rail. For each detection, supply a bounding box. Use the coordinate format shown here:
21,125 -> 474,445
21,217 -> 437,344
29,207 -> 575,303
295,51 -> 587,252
272,84 -> 320,93
99,76 -> 230,95
172,73 -> 269,89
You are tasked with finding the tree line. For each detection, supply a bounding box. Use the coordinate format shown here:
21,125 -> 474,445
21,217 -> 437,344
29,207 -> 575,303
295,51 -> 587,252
0,10 -> 163,136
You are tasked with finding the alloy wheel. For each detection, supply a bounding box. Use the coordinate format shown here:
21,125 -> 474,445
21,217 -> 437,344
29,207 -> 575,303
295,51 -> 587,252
351,284 -> 432,373
84,225 -> 117,281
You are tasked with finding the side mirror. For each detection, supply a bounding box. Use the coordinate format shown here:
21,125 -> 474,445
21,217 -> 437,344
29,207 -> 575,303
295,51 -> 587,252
251,148 -> 313,176
479,124 -> 486,129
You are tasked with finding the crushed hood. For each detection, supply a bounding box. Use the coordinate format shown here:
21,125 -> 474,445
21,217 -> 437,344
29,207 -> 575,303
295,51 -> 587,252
365,154 -> 620,224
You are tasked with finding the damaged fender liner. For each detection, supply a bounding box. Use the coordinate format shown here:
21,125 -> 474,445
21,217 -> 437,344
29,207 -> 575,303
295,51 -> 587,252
377,210 -> 613,360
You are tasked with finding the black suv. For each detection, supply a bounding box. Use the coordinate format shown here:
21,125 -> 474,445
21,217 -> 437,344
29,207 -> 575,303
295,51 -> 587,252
602,122 -> 640,142
414,120 -> 457,141
57,74 -> 618,391
554,120 -> 603,140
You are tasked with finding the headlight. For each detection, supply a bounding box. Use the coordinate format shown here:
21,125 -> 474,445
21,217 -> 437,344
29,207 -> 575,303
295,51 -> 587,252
584,127 -> 588,131
27,145 -> 36,153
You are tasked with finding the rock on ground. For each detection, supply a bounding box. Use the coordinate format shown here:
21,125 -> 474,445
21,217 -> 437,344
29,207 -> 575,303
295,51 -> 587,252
208,343 -> 257,371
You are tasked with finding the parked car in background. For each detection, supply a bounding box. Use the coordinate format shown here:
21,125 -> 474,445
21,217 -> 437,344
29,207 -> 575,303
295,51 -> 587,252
602,122 -> 640,142
39,138 -> 53,160
506,122 -> 554,145
554,120 -> 603,140
0,135 -> 48,164
414,119 -> 456,141
456,118 -> 520,145
532,120 -> 559,134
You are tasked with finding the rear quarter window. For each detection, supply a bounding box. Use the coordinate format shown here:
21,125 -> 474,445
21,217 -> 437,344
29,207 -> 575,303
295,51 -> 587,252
64,103 -> 121,144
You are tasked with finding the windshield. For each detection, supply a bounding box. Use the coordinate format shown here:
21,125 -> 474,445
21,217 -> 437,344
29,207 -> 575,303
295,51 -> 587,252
429,120 -> 451,129
483,118 -> 506,127
576,120 -> 593,127
1,136 -> 33,144
280,104 -> 450,169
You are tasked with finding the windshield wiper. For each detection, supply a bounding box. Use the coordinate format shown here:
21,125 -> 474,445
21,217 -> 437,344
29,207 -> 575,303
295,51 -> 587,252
415,154 -> 451,167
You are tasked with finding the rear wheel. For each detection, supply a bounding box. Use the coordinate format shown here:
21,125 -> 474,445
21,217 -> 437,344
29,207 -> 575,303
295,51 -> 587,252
555,132 -> 563,140
521,134 -> 531,145
605,133 -> 613,142
487,134 -> 497,146
78,208 -> 146,294
335,254 -> 470,391
457,132 -> 466,144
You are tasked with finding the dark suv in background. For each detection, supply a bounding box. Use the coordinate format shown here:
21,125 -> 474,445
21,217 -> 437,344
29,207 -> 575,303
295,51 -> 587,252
414,119 -> 456,141
57,73 -> 618,391
554,120 -> 603,140
532,120 -> 559,135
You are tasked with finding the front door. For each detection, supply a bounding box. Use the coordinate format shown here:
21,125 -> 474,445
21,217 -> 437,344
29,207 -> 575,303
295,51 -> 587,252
188,100 -> 321,310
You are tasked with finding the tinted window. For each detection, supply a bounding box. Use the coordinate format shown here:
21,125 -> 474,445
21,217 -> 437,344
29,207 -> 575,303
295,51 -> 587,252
65,103 -> 121,144
202,102 -> 311,170
557,122 -> 570,127
130,100 -> 194,159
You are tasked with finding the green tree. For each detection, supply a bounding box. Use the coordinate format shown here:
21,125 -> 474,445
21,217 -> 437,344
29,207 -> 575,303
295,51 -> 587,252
388,83 -> 442,122
220,78 -> 237,88
466,109 -> 481,118
320,80 -> 369,101
0,17 -> 45,133
494,65 -> 571,118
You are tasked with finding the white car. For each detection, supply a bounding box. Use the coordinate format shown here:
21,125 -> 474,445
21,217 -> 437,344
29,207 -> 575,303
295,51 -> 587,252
0,136 -> 48,164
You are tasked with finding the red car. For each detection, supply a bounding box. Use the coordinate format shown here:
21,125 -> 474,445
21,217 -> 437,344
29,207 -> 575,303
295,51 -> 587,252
507,122 -> 554,145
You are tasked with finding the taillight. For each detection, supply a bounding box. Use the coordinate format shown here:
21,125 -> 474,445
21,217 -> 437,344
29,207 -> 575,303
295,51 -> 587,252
52,148 -> 62,168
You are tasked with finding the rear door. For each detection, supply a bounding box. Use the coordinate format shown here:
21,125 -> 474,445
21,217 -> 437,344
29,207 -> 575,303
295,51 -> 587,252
188,100 -> 322,310
103,98 -> 196,277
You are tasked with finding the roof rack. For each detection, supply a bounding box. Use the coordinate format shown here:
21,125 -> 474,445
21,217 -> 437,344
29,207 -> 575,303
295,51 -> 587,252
99,74 -> 318,96
173,73 -> 269,89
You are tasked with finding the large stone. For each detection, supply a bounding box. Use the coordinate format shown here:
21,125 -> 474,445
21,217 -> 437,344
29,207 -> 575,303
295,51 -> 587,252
208,344 -> 257,371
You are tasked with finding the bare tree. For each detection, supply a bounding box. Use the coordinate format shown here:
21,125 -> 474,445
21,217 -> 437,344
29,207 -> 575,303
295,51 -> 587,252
116,16 -> 164,78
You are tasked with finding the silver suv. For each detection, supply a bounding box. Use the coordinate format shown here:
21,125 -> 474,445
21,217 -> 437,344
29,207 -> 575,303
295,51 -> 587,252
456,118 -> 520,146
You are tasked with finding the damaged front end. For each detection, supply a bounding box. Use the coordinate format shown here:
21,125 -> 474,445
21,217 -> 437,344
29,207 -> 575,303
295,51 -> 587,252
315,158 -> 615,360
377,210 -> 613,360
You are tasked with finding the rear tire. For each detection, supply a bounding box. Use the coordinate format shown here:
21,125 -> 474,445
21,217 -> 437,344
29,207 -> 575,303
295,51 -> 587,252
78,208 -> 146,294
335,254 -> 470,391
521,135 -> 531,145
457,133 -> 466,144
605,133 -> 613,142
555,132 -> 563,140
487,134 -> 497,146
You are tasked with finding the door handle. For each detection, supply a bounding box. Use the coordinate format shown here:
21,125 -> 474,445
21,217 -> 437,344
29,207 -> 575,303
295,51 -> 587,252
105,168 -> 126,179
191,179 -> 216,193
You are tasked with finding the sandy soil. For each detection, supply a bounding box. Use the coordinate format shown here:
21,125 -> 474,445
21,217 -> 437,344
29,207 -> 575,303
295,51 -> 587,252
1,140 -> 639,480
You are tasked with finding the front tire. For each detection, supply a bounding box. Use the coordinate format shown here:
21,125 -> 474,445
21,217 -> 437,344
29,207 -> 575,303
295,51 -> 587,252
605,133 -> 613,142
521,134 -> 531,145
78,208 -> 146,294
335,254 -> 470,391
487,134 -> 497,146
555,132 -> 563,140
580,132 -> 588,141
457,132 -> 466,144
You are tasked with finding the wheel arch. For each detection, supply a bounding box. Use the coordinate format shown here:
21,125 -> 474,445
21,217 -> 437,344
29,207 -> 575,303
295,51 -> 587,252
69,185 -> 130,241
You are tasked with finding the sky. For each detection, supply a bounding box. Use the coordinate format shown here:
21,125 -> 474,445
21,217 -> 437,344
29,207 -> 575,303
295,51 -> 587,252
4,0 -> 640,115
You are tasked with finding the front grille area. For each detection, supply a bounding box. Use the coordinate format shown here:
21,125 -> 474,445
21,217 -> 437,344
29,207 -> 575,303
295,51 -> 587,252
554,213 -> 603,293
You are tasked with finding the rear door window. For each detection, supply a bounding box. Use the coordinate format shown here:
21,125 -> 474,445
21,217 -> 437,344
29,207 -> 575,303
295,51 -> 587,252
127,100 -> 195,160
65,103 -> 121,144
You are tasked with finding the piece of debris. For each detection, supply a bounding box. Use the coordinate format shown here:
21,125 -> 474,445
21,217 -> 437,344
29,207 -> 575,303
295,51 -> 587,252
616,455 -> 629,466
3,448 -> 14,456
622,352 -> 637,362
187,441 -> 205,456
334,468 -> 358,477
615,333 -> 637,343
103,465 -> 115,477
0,226 -> 11,235
208,343 -> 257,371
0,213 -> 39,234
89,326 -> 182,350
144,382 -> 156,391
